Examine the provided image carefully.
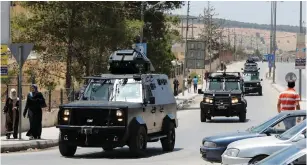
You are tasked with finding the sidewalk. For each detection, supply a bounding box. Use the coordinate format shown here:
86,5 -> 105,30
1,127 -> 59,153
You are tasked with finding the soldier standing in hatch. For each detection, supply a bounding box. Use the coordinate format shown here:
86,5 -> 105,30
173,77 -> 179,96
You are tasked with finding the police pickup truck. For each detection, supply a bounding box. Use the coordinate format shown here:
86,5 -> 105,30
57,49 -> 178,157
198,72 -> 247,122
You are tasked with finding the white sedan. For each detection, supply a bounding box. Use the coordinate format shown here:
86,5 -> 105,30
222,120 -> 306,165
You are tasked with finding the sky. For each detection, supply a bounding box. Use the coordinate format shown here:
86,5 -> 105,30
171,1 -> 306,26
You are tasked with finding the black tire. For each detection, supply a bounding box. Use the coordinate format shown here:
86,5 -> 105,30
59,132 -> 77,157
129,126 -> 147,156
249,155 -> 267,165
239,110 -> 246,122
200,109 -> 206,122
102,147 -> 114,152
161,122 -> 176,152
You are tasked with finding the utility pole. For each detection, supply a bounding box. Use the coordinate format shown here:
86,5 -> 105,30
299,1 -> 303,100
182,1 -> 190,96
140,1 -> 144,43
207,1 -> 212,71
269,1 -> 273,76
234,31 -> 237,61
272,1 -> 277,83
219,32 -> 223,66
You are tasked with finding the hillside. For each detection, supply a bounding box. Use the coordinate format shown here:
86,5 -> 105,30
174,15 -> 306,33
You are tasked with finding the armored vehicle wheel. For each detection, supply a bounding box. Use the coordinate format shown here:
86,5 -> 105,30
59,132 -> 77,157
161,122 -> 175,152
200,109 -> 206,122
102,147 -> 114,152
129,126 -> 147,156
239,111 -> 246,122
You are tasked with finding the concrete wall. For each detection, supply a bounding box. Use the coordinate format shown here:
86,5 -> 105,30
1,102 -> 59,135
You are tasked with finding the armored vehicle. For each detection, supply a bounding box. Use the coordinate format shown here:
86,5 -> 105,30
56,49 -> 178,157
198,72 -> 247,122
242,59 -> 260,72
242,71 -> 263,95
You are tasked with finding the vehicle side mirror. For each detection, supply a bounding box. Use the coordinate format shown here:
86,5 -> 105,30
292,134 -> 305,142
258,68 -> 260,70
265,127 -> 275,135
241,68 -> 243,70
198,89 -> 204,94
261,79 -> 263,81
149,96 -> 155,104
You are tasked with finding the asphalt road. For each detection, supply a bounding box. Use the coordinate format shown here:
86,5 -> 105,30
275,62 -> 306,100
1,62 -> 281,165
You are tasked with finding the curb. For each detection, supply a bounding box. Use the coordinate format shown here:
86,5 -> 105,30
1,139 -> 58,153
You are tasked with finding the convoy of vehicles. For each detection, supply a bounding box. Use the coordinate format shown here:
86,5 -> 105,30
57,49 -> 178,157
55,54 -> 305,163
198,72 -> 247,122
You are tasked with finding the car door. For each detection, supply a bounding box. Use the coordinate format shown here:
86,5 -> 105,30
144,84 -> 156,133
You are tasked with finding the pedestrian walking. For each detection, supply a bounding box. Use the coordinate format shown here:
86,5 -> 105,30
173,77 -> 180,96
193,76 -> 198,93
187,76 -> 192,93
3,88 -> 20,139
204,70 -> 209,87
23,84 -> 46,140
277,81 -> 301,130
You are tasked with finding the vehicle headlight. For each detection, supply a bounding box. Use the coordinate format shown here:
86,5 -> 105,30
116,110 -> 123,117
224,148 -> 240,157
231,97 -> 238,103
204,97 -> 213,103
203,141 -> 217,148
257,83 -> 260,85
64,110 -> 70,116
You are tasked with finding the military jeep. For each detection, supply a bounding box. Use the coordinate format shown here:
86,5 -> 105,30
198,72 -> 247,122
242,71 -> 263,95
242,59 -> 260,72
56,49 -> 178,157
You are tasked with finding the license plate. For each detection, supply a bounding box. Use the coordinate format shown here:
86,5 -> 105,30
218,105 -> 226,109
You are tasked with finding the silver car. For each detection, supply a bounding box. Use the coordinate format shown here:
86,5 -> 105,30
256,139 -> 306,165
222,120 -> 306,165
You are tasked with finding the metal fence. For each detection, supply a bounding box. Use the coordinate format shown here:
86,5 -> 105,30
1,85 -> 78,112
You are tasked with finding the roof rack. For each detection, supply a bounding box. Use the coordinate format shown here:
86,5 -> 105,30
209,72 -> 240,79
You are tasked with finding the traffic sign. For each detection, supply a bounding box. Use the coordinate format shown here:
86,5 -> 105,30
135,43 -> 147,57
268,54 -> 275,68
9,43 -> 34,67
1,44 -> 8,78
186,40 -> 206,69
285,72 -> 297,82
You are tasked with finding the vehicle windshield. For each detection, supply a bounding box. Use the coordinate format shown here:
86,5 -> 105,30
111,82 -> 142,102
82,78 -> 142,102
243,72 -> 260,81
278,120 -> 306,140
248,113 -> 284,133
224,81 -> 240,90
83,80 -> 113,101
208,81 -> 223,90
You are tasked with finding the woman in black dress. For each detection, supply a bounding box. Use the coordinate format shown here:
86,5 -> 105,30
3,88 -> 20,139
23,84 -> 46,140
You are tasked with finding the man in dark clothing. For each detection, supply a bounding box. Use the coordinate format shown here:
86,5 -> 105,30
204,70 -> 210,87
173,77 -> 180,96
23,84 -> 46,140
